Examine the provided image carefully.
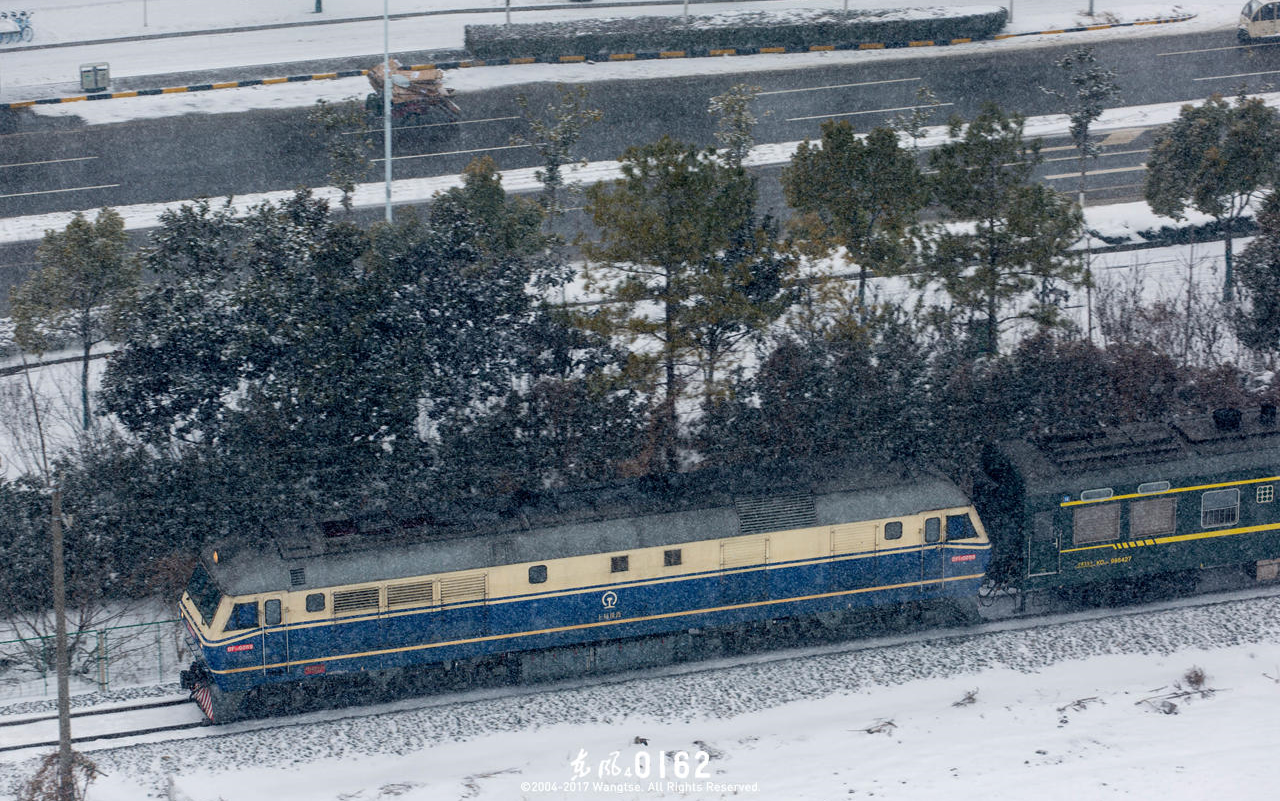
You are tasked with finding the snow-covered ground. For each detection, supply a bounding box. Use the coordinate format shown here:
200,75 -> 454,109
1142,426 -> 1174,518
0,1 -> 1271,799
3,591 -> 1279,800
3,0 -> 1229,102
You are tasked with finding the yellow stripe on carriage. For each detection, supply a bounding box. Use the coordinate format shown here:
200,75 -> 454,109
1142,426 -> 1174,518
1060,475 -> 1280,507
206,572 -> 986,675
188,540 -> 993,648
1060,521 -> 1280,554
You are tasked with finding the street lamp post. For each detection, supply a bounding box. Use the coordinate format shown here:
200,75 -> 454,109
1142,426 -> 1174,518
383,0 -> 393,223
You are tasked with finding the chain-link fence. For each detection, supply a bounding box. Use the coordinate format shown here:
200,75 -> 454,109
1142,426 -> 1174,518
0,618 -> 190,699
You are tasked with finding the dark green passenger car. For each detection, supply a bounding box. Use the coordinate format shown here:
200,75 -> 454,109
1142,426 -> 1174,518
980,406 -> 1280,594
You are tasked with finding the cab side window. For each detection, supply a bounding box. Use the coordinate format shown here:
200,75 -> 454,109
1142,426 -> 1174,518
226,601 -> 259,631
946,514 -> 978,540
264,599 -> 282,626
925,517 -> 941,544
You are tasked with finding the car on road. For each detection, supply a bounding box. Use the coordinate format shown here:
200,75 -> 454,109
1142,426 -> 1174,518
1240,0 -> 1280,41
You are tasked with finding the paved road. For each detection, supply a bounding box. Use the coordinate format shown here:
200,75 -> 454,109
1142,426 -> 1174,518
1,27 -> 1272,273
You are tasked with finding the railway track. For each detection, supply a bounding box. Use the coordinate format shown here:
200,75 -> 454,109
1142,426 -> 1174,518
0,697 -> 208,755
3,573 -> 1278,759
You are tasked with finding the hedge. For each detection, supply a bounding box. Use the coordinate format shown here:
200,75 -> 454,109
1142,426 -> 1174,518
465,6 -> 1009,60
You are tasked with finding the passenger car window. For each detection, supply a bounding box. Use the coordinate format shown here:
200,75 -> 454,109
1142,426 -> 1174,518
528,565 -> 548,584
1201,489 -> 1240,528
1073,504 -> 1120,545
1131,497 -> 1176,538
226,601 -> 258,631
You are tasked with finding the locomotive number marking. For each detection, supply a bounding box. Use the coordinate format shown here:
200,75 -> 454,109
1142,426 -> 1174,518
1074,555 -> 1133,569
226,643 -> 254,653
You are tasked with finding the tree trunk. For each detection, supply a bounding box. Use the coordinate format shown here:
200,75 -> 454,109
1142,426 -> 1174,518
81,340 -> 92,431
1222,216 -> 1235,303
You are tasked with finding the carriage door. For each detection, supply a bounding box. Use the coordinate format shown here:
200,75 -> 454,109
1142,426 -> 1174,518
261,595 -> 289,676
1027,511 -> 1060,576
920,517 -> 945,588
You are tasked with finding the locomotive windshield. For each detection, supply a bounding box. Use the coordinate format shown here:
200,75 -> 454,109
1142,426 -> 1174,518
185,562 -> 222,627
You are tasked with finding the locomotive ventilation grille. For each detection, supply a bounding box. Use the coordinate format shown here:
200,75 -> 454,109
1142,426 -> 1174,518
387,580 -> 435,608
735,493 -> 816,536
332,587 -> 379,612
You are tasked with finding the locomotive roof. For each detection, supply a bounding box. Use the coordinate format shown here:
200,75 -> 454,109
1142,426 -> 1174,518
997,406 -> 1280,497
205,463 -> 971,596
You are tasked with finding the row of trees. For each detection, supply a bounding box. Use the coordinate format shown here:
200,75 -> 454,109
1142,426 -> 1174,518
5,61 -> 1280,614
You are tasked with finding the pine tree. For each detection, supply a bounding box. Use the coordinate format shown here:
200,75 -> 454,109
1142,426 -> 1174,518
782,123 -> 927,307
511,84 -> 602,216
924,104 -> 1083,355
708,83 -> 763,169
579,136 -> 794,471
308,98 -> 372,213
1041,47 -> 1119,339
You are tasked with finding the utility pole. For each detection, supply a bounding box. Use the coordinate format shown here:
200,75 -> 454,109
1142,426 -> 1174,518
52,482 -> 73,801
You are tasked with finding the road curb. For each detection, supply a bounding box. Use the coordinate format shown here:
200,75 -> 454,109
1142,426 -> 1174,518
0,13 -> 1196,111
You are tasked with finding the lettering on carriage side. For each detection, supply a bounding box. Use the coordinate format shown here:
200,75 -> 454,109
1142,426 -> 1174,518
1074,554 -> 1133,569
950,554 -> 976,563
226,643 -> 254,653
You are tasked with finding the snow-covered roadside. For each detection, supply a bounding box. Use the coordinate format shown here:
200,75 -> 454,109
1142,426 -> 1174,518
14,0 -> 1207,45
2,591 -> 1275,800
3,0 -> 1231,99
0,92 -> 1242,245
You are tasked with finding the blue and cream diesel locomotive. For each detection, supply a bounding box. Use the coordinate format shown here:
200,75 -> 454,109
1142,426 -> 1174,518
179,466 -> 991,721
179,406 -> 1280,722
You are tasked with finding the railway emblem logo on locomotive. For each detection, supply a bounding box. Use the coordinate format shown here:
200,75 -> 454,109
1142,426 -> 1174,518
601,590 -> 618,609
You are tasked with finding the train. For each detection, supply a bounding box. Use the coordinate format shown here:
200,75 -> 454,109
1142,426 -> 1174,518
179,405 -> 1280,722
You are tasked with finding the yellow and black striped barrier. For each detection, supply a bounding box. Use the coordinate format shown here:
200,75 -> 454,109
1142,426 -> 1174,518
1,14 -> 1195,112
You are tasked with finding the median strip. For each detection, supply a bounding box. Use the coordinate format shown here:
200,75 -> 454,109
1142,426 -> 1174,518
0,13 -> 1196,112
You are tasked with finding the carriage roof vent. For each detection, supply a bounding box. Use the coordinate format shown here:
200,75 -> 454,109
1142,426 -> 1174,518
289,568 -> 306,587
736,493 -> 816,536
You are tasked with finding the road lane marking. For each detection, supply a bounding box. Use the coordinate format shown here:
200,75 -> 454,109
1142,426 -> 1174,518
1042,148 -> 1147,164
785,102 -> 954,123
1045,165 -> 1146,180
0,183 -> 118,199
1083,182 -> 1143,193
1159,42 -> 1280,56
347,115 -> 520,135
371,143 -> 530,163
0,156 -> 98,169
758,77 -> 920,96
1193,69 -> 1280,81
